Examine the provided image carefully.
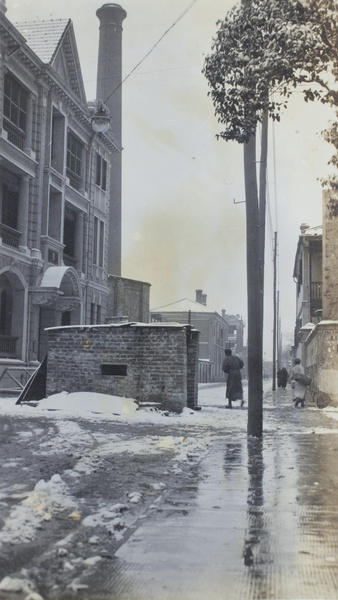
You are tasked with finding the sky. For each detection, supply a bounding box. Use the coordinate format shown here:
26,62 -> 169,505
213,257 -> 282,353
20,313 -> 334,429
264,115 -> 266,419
6,0 -> 336,357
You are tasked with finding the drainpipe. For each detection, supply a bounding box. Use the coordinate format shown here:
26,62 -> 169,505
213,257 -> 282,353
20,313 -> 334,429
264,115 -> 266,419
96,3 -> 127,277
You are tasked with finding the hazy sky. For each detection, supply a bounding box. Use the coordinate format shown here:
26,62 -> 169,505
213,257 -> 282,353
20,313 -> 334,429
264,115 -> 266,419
7,0 -> 335,356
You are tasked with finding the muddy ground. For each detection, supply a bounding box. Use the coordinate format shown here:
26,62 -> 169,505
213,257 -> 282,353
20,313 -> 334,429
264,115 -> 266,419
0,410 -> 218,600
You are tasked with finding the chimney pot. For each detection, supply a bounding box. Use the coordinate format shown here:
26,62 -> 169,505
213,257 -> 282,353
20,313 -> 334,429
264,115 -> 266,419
195,289 -> 203,304
300,223 -> 310,234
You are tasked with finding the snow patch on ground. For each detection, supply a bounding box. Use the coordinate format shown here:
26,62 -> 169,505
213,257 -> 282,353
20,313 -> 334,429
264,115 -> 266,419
82,503 -> 129,541
35,391 -> 139,417
0,392 -> 214,425
0,474 -> 75,547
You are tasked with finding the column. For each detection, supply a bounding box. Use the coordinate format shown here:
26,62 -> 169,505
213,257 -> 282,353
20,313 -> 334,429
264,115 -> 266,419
18,174 -> 30,250
74,212 -> 84,272
23,94 -> 34,154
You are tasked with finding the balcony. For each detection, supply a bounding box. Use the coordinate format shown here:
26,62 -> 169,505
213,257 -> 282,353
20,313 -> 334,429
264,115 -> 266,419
66,170 -> 81,191
0,335 -> 18,358
0,223 -> 21,249
310,281 -> 322,316
3,118 -> 25,150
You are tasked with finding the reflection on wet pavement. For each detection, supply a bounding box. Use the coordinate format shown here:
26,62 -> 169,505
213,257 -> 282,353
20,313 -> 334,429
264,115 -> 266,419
102,385 -> 338,599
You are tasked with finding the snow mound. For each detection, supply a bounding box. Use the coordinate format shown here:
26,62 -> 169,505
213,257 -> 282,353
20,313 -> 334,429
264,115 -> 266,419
0,576 -> 33,593
40,391 -> 138,416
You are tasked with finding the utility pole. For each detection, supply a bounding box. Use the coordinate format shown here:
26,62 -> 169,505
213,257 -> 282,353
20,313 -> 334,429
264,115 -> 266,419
272,231 -> 277,391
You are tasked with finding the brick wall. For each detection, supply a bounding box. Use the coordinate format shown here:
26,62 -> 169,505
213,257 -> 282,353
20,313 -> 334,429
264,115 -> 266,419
186,328 -> 199,408
46,323 -> 199,413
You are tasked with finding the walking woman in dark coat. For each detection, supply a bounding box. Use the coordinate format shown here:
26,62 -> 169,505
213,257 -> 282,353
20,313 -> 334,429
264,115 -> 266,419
222,349 -> 244,409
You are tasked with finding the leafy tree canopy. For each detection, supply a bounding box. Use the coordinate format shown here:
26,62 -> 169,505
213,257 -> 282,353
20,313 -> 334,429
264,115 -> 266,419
307,0 -> 338,216
203,0 -> 334,143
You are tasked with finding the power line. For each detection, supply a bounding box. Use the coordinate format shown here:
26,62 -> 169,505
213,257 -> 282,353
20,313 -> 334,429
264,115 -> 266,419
104,0 -> 198,104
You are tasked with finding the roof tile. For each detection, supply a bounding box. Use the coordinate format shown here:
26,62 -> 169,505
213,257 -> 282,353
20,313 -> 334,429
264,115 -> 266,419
15,19 -> 70,64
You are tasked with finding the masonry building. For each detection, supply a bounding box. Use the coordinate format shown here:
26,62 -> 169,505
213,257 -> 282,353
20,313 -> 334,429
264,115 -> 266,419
292,223 -> 322,362
151,289 -> 245,383
293,192 -> 338,407
0,1 -> 132,391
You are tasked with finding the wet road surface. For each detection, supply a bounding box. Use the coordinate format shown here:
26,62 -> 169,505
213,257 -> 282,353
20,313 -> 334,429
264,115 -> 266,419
1,383 -> 338,599
92,385 -> 338,600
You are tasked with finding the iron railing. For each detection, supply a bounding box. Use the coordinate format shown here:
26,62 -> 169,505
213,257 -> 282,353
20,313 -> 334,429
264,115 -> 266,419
3,118 -> 25,149
0,223 -> 21,248
0,335 -> 18,358
311,281 -> 322,301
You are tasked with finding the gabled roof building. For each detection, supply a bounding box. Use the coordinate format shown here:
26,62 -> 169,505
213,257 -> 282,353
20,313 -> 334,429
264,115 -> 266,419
293,192 -> 338,407
0,2 -> 128,391
151,289 -> 245,383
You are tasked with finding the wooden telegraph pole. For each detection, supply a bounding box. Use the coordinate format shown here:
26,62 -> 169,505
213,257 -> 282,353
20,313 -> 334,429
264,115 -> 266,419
272,231 -> 277,391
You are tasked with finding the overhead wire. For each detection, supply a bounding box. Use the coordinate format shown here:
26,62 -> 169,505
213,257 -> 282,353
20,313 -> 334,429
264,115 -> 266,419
104,0 -> 198,105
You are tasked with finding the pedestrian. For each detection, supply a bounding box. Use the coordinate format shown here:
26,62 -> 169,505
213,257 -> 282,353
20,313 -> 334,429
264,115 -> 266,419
291,358 -> 306,408
279,367 -> 288,389
222,348 -> 244,409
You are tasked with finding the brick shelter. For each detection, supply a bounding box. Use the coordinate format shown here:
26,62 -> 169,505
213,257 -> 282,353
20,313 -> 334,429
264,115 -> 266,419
46,323 -> 200,413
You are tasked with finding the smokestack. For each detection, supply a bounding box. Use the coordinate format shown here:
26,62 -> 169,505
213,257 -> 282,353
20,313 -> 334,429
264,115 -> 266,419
96,3 -> 127,276
0,0 -> 6,14
201,293 -> 207,306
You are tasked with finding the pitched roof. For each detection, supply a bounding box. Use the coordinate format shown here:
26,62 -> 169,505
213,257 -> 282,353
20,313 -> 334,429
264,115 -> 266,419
151,298 -> 214,314
15,19 -> 70,65
303,225 -> 322,237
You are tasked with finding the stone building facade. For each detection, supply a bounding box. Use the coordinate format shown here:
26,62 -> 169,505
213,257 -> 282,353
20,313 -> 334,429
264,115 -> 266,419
46,323 -> 200,413
0,2 -> 136,392
303,191 -> 338,407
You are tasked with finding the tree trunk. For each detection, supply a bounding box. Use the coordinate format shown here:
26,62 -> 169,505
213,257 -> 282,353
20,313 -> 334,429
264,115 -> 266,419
244,132 -> 263,437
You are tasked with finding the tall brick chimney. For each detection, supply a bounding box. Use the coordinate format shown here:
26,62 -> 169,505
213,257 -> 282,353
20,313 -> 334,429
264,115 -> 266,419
96,3 -> 127,276
0,0 -> 7,14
